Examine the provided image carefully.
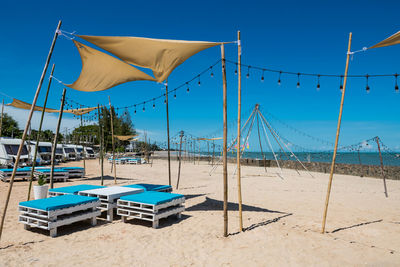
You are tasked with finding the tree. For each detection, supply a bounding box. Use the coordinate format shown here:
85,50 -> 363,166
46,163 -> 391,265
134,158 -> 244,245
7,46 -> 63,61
0,113 -> 22,138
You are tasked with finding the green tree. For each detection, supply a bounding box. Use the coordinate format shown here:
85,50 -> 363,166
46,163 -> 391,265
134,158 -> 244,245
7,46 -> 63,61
0,113 -> 22,138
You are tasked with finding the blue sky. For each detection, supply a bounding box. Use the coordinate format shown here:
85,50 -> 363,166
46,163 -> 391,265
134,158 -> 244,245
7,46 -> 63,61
0,0 -> 399,151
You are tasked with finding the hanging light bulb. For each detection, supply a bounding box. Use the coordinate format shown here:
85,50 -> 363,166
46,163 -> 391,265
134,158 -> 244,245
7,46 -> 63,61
277,71 -> 282,86
198,75 -> 201,86
297,73 -> 300,88
143,103 -> 145,112
366,74 -> 370,93
174,93 -> 177,99
235,63 -> 238,75
339,75 -> 343,91
134,105 -> 137,114
261,70 -> 265,82
316,75 -> 320,91
246,66 -> 250,78
395,74 -> 399,92
153,98 -> 155,109
210,66 -> 214,77
186,82 -> 190,93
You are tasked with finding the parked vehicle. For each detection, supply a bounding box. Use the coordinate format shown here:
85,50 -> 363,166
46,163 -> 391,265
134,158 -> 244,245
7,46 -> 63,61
28,141 -> 52,165
84,147 -> 96,158
75,145 -> 84,160
63,144 -> 77,161
0,138 -> 31,167
55,144 -> 66,163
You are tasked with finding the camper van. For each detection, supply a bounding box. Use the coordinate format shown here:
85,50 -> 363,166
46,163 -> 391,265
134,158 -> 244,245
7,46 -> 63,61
55,144 -> 66,163
63,144 -> 77,161
84,147 -> 95,158
28,141 -> 52,165
0,138 -> 31,167
75,145 -> 84,160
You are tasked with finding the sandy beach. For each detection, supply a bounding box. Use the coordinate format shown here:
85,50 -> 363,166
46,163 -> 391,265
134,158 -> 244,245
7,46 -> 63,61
0,158 -> 399,266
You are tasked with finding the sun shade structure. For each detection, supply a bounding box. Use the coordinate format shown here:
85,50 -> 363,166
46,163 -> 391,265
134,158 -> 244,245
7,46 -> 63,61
114,135 -> 138,141
66,41 -> 156,92
369,31 -> 400,49
78,35 -> 221,82
7,98 -> 97,115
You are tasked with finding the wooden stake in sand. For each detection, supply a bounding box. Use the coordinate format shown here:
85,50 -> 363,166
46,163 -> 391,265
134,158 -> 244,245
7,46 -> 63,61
236,30 -> 243,232
221,44 -> 228,237
80,114 -> 86,176
97,104 -> 104,185
321,32 -> 352,234
0,20 -> 62,242
108,96 -> 117,184
27,63 -> 55,200
375,137 -> 388,197
50,88 -> 66,189
176,130 -> 184,189
0,99 -> 4,137
165,80 -> 172,186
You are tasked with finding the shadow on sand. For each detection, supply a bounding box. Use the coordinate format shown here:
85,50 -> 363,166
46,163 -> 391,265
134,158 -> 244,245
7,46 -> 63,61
330,219 -> 383,233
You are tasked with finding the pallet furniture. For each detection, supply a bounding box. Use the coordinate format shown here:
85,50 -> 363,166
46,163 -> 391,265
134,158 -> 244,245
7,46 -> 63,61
49,184 -> 106,197
34,169 -> 69,183
78,186 -> 144,221
117,192 -> 185,228
61,167 -> 85,178
18,195 -> 101,237
0,168 -> 31,182
123,183 -> 173,193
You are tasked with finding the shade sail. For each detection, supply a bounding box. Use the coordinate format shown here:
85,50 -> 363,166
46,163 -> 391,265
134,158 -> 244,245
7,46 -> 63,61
7,98 -> 97,115
114,135 -> 138,141
66,40 -> 155,92
369,31 -> 400,49
78,35 -> 220,82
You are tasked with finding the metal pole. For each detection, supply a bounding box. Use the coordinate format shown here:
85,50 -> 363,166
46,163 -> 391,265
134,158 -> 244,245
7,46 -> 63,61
236,30 -> 243,232
27,63 -> 55,200
81,115 -> 86,176
221,44 -> 228,237
321,32 -> 352,234
97,105 -> 104,185
0,20 -> 61,242
165,80 -> 172,186
176,131 -> 184,189
108,96 -> 117,184
50,88 -> 66,189
0,99 -> 4,137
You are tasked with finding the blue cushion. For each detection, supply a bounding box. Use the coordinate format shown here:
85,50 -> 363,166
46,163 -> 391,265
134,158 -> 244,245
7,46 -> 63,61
0,168 -> 30,172
36,169 -> 67,173
49,184 -> 106,195
61,167 -> 84,170
19,195 -> 98,211
120,191 -> 184,205
123,183 -> 172,192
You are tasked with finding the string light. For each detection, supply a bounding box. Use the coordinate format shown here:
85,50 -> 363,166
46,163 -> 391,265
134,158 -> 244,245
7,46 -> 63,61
278,71 -> 282,86
198,75 -> 201,86
164,94 -> 166,104
316,75 -> 320,91
235,63 -> 238,75
174,92 -> 177,99
366,74 -> 370,93
246,66 -> 250,78
143,103 -> 145,112
152,98 -> 155,109
210,66 -> 214,77
134,105 -> 137,114
339,75 -> 343,91
296,73 -> 300,88
395,74 -> 399,92
261,70 -> 265,82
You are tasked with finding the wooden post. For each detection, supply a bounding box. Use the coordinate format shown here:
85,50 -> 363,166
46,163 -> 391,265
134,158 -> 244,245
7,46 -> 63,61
165,81 -> 172,186
108,96 -> 117,184
236,30 -> 243,232
321,32 -> 352,234
376,137 -> 388,197
212,140 -> 215,166
176,131 -> 184,189
221,44 -> 228,237
27,63 -> 55,200
97,105 -> 104,185
50,88 -> 66,189
0,99 -> 4,137
0,20 -> 61,242
80,115 -> 86,176
207,141 -> 210,164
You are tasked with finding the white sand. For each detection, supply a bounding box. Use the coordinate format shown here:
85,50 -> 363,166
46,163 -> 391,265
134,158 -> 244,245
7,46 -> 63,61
0,158 -> 399,266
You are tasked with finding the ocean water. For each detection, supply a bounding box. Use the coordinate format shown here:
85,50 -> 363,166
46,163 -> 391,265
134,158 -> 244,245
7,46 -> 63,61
198,151 -> 400,167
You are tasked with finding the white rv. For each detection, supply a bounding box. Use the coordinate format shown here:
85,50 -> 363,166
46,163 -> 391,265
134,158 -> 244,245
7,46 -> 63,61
28,141 -> 52,165
63,144 -> 77,161
55,144 -> 66,163
75,145 -> 83,160
84,147 -> 95,158
0,138 -> 31,167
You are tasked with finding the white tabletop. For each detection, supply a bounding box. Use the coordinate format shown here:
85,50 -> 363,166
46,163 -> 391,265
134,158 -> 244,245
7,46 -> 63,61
79,186 -> 143,199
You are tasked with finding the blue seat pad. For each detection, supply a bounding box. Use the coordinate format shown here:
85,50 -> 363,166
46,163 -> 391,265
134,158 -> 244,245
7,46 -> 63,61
36,169 -> 67,173
0,168 -> 30,172
19,195 -> 99,211
123,183 -> 172,192
61,167 -> 84,170
49,184 -> 106,194
120,191 -> 183,205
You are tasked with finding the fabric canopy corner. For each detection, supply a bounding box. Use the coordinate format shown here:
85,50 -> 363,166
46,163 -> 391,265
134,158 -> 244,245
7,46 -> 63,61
78,35 -> 220,82
114,135 -> 138,141
65,40 -> 156,92
369,31 -> 400,49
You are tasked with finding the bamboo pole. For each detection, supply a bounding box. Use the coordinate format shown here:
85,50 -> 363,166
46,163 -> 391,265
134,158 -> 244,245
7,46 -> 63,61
97,105 -> 104,185
0,99 -> 4,137
176,131 -> 184,189
80,115 -> 86,176
236,30 -> 243,232
50,88 -> 66,189
221,44 -> 228,237
108,96 -> 117,184
27,64 -> 55,200
212,140 -> 215,166
0,20 -> 61,242
165,81 -> 172,186
321,32 -> 352,234
376,137 -> 388,197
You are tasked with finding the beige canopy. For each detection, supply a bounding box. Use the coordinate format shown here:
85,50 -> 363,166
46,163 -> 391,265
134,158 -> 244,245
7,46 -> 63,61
7,98 -> 97,115
196,137 -> 222,141
114,135 -> 138,141
78,35 -> 220,82
369,31 -> 400,49
66,40 -> 155,92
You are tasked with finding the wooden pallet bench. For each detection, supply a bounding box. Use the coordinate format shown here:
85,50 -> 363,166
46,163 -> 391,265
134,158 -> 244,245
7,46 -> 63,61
18,195 -> 101,237
0,168 -> 31,182
117,192 -> 185,228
